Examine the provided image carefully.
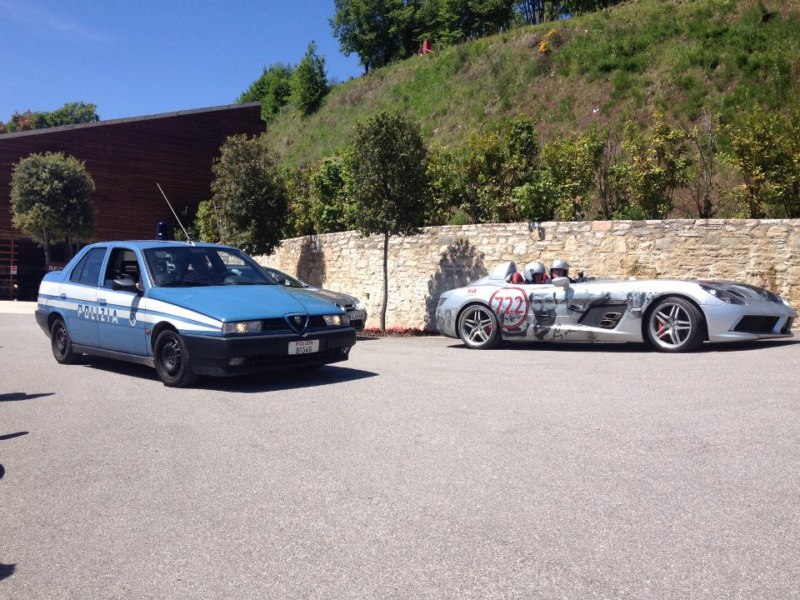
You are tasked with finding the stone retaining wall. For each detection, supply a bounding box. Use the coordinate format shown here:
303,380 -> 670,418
256,219 -> 800,330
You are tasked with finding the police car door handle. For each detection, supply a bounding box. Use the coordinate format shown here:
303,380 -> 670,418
98,298 -> 107,306
60,293 -> 66,299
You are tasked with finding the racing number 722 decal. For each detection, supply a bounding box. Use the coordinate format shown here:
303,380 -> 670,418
489,287 -> 529,331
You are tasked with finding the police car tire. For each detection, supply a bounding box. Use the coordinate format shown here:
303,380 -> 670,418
154,330 -> 197,387
51,318 -> 78,364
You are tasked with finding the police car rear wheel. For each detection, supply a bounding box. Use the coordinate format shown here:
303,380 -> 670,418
51,318 -> 77,364
154,330 -> 197,387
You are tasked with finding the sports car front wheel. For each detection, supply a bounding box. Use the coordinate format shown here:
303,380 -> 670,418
646,297 -> 704,353
457,304 -> 501,350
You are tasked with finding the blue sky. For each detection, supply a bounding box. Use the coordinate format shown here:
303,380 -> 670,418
0,0 -> 364,122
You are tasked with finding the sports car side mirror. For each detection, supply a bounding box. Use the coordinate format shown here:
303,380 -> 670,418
552,276 -> 571,289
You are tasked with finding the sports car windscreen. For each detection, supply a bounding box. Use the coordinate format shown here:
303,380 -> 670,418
144,247 -> 273,287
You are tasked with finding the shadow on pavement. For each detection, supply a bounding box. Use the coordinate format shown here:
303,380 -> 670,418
446,339 -> 800,354
0,393 -> 54,403
80,357 -> 378,392
203,365 -> 378,393
0,432 -> 29,441
0,563 -> 15,580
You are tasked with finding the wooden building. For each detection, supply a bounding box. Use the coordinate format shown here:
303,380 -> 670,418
0,102 -> 264,300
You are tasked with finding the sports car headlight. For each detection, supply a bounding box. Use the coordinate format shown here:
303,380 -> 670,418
700,284 -> 744,305
222,320 -> 263,334
323,314 -> 350,327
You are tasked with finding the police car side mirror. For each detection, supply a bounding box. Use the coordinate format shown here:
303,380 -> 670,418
113,274 -> 139,293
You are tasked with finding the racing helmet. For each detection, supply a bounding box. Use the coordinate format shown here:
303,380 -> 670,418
522,261 -> 547,284
550,258 -> 570,279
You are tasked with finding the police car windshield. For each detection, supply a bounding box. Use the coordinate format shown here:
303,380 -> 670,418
144,246 -> 274,287
261,267 -> 306,288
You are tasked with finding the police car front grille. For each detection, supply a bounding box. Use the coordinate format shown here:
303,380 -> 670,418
262,318 -> 289,331
261,316 -> 333,332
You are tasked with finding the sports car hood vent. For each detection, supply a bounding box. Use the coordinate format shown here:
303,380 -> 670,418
700,281 -> 782,304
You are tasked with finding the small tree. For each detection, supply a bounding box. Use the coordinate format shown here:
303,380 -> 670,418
45,102 -> 100,127
11,152 -> 95,265
724,107 -> 800,218
310,154 -> 355,232
195,200 -> 220,243
619,113 -> 691,219
238,64 -> 294,122
350,111 -> 428,330
283,165 -> 316,237
684,114 -> 718,218
292,41 -> 329,115
210,134 -> 288,256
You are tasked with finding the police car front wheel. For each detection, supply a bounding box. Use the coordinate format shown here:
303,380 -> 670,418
154,330 -> 197,387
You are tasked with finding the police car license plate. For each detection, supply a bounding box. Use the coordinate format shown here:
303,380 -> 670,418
289,339 -> 319,355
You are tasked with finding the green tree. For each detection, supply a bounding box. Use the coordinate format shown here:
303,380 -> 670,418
420,0 -> 515,47
283,165 -> 316,237
349,111 -> 428,330
10,152 -> 95,265
195,200 -> 220,243
724,107 -> 800,219
310,154 -> 355,232
536,130 -> 604,220
45,102 -> 100,127
331,0 -> 421,73
210,134 -> 288,255
618,114 -> 691,219
238,64 -> 294,122
459,116 -> 539,223
3,102 -> 99,132
425,144 -> 466,224
292,42 -> 329,115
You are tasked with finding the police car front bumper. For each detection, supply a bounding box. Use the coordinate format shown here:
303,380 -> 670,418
181,328 -> 357,376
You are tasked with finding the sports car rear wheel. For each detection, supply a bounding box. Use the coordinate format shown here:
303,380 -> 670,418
458,304 -> 501,350
154,330 -> 197,387
646,297 -> 704,353
51,318 -> 78,364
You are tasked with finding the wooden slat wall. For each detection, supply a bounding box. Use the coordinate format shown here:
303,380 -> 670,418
0,104 -> 264,241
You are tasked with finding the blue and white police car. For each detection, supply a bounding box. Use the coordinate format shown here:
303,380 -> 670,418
35,241 -> 357,387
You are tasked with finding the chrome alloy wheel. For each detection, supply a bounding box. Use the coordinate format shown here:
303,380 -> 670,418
646,297 -> 703,352
458,304 -> 500,349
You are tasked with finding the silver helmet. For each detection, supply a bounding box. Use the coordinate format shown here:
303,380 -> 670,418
550,258 -> 570,278
523,261 -> 547,283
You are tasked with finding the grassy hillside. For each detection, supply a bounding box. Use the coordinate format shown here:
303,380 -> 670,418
266,0 -> 800,168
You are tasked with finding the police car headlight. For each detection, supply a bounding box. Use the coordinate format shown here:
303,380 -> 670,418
355,300 -> 365,311
222,320 -> 263,334
323,314 -> 349,327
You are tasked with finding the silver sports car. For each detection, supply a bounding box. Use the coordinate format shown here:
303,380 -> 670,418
436,261 -> 796,352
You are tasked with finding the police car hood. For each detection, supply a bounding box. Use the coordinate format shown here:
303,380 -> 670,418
148,285 -> 343,322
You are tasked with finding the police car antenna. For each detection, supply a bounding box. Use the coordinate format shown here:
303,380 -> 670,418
156,182 -> 194,245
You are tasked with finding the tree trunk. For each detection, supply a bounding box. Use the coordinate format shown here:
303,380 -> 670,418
380,231 -> 389,331
42,229 -> 52,267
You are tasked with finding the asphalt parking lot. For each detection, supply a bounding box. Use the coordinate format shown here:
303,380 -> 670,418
2,305 -> 799,599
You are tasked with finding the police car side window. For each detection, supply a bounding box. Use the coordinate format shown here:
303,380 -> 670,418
69,248 -> 106,286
